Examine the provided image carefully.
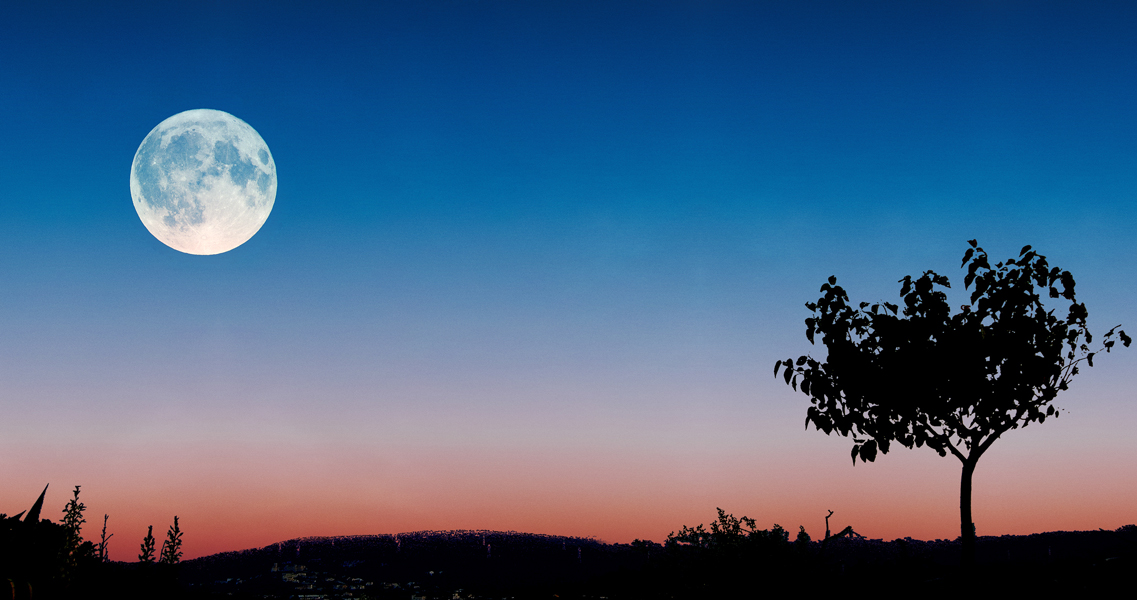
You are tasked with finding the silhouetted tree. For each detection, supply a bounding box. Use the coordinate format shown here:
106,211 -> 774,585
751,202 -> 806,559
139,526 -> 156,563
60,485 -> 87,582
775,241 -> 1129,566
98,514 -> 113,562
159,516 -> 182,564
795,526 -> 811,552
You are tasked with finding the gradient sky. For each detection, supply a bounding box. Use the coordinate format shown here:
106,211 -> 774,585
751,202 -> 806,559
2,1 -> 1136,561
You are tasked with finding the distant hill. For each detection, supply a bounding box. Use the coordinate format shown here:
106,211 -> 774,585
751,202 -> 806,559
180,529 -> 642,598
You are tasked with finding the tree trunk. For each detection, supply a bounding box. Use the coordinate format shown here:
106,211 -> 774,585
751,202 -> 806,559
960,459 -> 977,568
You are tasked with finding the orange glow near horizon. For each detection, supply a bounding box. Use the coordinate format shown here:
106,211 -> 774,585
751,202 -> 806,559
5,407 -> 1135,562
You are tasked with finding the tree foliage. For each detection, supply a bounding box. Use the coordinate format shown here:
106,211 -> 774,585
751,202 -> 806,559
775,241 -> 1129,466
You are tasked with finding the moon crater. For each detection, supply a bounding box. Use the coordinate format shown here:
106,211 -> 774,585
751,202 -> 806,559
130,109 -> 277,255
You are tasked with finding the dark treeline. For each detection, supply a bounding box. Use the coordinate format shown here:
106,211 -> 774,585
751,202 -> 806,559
177,511 -> 1137,599
5,486 -> 1137,599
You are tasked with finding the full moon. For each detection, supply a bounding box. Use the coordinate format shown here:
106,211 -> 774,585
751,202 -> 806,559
130,109 -> 277,255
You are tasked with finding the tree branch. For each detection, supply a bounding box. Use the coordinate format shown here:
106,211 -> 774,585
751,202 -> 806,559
930,429 -> 967,463
973,424 -> 1011,460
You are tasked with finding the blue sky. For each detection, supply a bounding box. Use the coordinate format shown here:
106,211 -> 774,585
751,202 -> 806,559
2,1 -> 1136,558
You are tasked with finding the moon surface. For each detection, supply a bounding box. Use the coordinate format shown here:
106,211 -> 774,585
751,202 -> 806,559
130,109 -> 277,255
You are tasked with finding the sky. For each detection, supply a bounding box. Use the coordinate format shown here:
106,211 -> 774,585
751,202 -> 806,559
2,1 -> 1136,561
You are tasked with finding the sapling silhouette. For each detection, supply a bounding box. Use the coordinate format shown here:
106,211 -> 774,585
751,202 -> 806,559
159,516 -> 182,564
776,241 -> 1130,566
98,514 -> 113,562
139,526 -> 156,563
60,485 -> 87,581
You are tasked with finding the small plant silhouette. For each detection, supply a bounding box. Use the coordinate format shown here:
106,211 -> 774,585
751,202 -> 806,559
667,508 -> 788,550
98,514 -> 113,562
159,516 -> 183,564
139,525 -> 156,563
60,485 -> 86,580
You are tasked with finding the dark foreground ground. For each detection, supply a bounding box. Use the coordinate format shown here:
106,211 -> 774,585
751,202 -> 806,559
148,526 -> 1137,598
7,526 -> 1137,599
